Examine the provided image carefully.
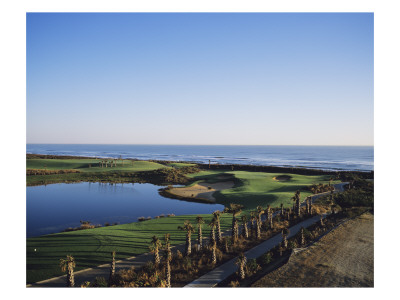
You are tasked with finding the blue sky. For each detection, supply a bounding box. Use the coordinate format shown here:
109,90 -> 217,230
26,13 -> 373,145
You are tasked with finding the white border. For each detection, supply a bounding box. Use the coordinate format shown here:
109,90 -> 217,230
1,0 -> 398,299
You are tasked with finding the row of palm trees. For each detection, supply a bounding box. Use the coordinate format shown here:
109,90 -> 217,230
59,190 -> 315,287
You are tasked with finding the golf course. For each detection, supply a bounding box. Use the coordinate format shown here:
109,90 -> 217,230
27,155 -> 339,283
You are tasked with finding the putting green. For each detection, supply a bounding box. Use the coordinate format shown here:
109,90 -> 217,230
26,158 -> 338,284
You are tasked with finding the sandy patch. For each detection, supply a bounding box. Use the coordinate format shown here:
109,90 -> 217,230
168,181 -> 234,202
273,175 -> 292,181
252,213 -> 374,287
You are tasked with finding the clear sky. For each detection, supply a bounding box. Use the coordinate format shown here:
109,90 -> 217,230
26,13 -> 373,145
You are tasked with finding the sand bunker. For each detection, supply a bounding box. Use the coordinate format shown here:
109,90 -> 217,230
168,181 -> 234,202
273,175 -> 292,181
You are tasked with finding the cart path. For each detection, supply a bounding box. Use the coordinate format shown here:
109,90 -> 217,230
184,214 -> 326,287
27,183 -> 347,287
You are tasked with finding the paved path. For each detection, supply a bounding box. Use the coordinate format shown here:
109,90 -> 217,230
27,182 -> 347,287
184,214 -> 325,287
184,183 -> 348,288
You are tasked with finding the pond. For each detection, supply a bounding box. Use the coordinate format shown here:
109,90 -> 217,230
26,182 -> 224,237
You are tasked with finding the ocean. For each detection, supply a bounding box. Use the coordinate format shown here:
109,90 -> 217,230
26,144 -> 373,171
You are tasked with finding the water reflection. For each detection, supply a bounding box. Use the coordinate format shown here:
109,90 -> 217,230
26,182 -> 224,237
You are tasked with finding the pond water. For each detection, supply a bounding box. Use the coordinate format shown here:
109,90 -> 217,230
26,182 -> 224,237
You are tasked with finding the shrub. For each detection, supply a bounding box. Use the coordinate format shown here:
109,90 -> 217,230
257,252 -> 273,266
334,188 -> 373,208
246,258 -> 261,275
228,280 -> 240,287
288,240 -> 298,249
92,277 -> 107,287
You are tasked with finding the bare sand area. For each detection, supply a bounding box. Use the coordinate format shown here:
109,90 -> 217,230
252,212 -> 374,287
273,175 -> 292,181
168,181 -> 234,202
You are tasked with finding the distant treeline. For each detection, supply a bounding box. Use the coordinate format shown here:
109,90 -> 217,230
26,169 -> 81,176
26,154 -> 373,180
154,160 -> 373,180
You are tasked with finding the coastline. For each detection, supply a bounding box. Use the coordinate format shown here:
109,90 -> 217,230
27,153 -> 374,176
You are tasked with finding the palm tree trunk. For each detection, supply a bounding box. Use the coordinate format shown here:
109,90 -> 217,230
67,262 -> 75,287
242,222 -> 248,238
256,218 -> 261,240
198,225 -> 203,251
300,228 -> 305,246
296,197 -> 301,217
282,231 -> 288,248
186,232 -> 191,256
269,213 -> 273,229
239,263 -> 245,280
211,242 -> 217,265
166,260 -> 171,288
154,247 -> 160,265
232,217 -> 238,244
108,251 -> 116,286
224,238 -> 229,253
216,219 -> 222,245
210,227 -> 216,246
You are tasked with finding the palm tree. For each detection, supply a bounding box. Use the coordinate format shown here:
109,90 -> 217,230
212,210 -> 223,245
292,190 -> 301,217
269,209 -> 274,229
224,204 -> 243,244
163,234 -> 172,288
108,251 -> 116,286
60,255 -> 75,287
249,212 -> 257,238
149,235 -> 162,266
240,215 -> 249,238
255,206 -> 264,239
266,205 -> 271,221
236,253 -> 247,280
211,240 -> 217,265
178,220 -> 195,256
300,227 -> 305,246
208,217 -> 217,247
196,215 -> 205,251
282,228 -> 289,248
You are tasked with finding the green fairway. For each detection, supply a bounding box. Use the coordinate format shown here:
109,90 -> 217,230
187,170 -> 338,209
27,214 -> 232,283
26,157 -> 339,284
26,158 -> 169,185
27,158 -> 167,172
166,162 -> 197,168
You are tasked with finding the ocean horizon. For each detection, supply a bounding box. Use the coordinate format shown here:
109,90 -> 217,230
26,144 -> 373,172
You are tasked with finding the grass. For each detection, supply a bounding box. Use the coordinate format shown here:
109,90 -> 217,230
27,158 -> 167,172
26,159 -> 168,185
26,157 -> 339,284
187,170 -> 339,210
166,162 -> 197,168
27,214 -> 232,284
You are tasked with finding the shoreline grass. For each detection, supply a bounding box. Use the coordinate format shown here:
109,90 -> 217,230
26,155 -> 360,284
